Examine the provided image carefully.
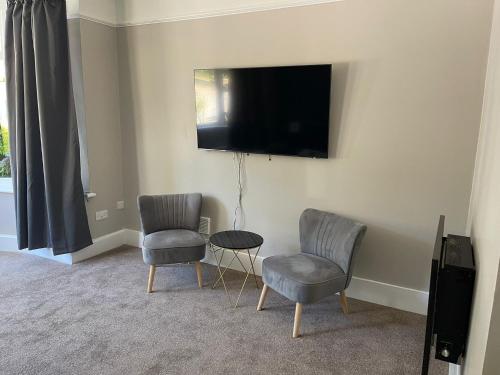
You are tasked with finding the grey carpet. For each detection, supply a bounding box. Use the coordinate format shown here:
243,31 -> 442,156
0,246 -> 447,375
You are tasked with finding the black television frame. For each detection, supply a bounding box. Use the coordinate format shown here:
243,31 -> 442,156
421,215 -> 445,375
193,64 -> 332,159
422,215 -> 476,374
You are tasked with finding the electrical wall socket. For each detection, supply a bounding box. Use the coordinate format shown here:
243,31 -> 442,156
116,201 -> 125,210
95,210 -> 108,221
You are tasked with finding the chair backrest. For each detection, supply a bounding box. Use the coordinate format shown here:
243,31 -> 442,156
137,193 -> 202,235
300,208 -> 367,286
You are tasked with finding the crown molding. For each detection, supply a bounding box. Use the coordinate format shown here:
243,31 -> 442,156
70,0 -> 343,28
67,14 -> 117,28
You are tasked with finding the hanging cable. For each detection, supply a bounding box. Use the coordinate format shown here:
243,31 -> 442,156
233,152 -> 245,230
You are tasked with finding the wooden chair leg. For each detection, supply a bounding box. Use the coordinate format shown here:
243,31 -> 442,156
195,261 -> 203,288
292,303 -> 303,338
147,265 -> 156,293
257,284 -> 269,311
340,290 -> 349,314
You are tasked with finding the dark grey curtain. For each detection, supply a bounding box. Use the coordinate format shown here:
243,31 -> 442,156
5,0 -> 92,254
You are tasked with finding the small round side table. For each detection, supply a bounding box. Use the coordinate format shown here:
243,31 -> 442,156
209,230 -> 264,308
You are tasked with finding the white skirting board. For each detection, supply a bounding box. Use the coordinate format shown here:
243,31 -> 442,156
0,234 -> 74,264
1,228 -> 429,315
71,230 -> 128,263
0,234 -> 17,251
0,230 -> 127,265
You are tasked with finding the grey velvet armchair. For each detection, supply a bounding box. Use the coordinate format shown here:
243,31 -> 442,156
138,193 -> 205,293
257,208 -> 367,338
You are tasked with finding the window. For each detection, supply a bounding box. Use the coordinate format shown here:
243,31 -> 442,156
0,2 -> 12,193
0,125 -> 9,177
195,70 -> 231,127
0,48 -> 9,178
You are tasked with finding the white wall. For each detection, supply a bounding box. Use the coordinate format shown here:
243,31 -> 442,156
68,0 -> 118,25
79,0 -> 117,25
464,0 -> 500,373
117,0 -> 493,294
66,0 -> 79,19
0,193 -> 15,235
78,18 -> 125,238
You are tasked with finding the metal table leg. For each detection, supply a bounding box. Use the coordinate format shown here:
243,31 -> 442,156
210,245 -> 233,305
210,244 -> 262,308
212,246 -> 238,288
232,246 -> 261,308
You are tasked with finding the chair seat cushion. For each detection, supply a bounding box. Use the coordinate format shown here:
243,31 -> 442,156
262,253 -> 347,304
142,229 -> 206,265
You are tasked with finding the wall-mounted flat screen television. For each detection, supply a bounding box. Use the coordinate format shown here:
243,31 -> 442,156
194,64 -> 332,158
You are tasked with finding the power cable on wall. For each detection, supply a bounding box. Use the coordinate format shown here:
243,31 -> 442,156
233,152 -> 245,230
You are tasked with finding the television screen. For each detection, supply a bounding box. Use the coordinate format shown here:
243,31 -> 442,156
194,65 -> 332,158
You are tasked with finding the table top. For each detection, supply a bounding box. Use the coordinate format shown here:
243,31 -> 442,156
210,230 -> 263,250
